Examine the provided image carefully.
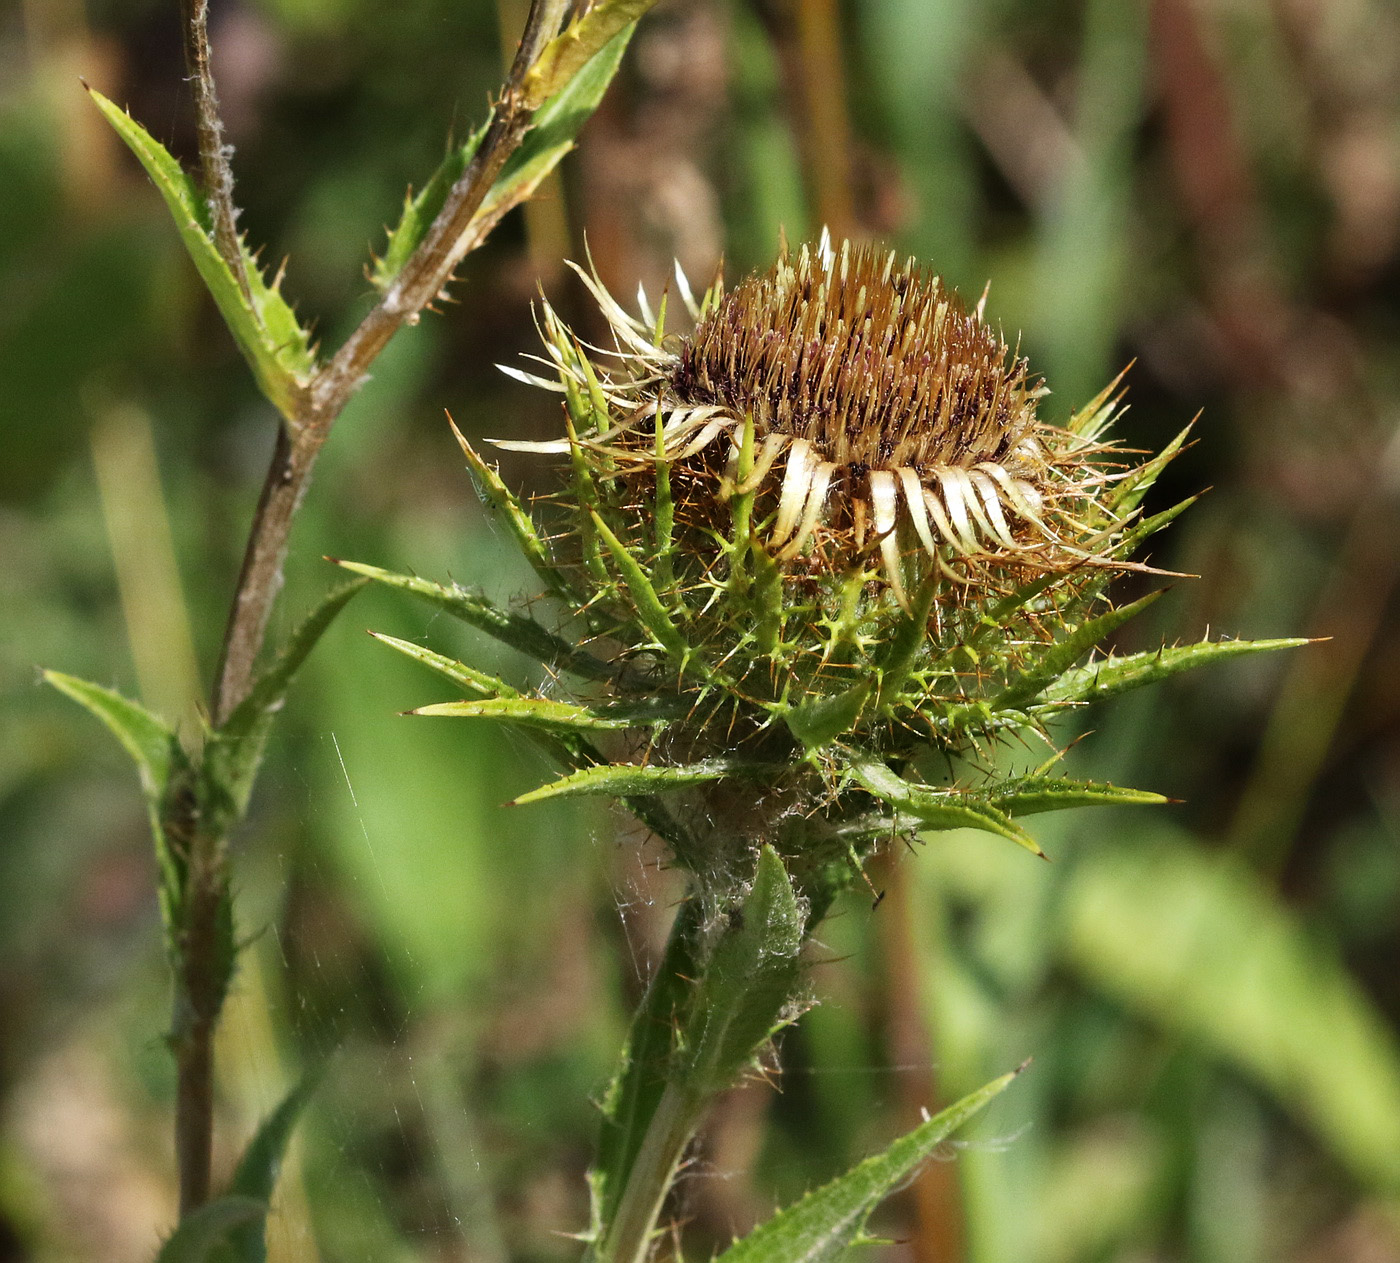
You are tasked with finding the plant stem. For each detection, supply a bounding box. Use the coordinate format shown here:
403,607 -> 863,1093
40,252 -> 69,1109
177,0 -> 251,305
599,1081 -> 705,1263
176,0 -> 577,1219
174,868 -> 223,1214
211,0 -> 567,723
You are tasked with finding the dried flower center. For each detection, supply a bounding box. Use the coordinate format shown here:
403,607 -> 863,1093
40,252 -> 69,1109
672,240 -> 1040,474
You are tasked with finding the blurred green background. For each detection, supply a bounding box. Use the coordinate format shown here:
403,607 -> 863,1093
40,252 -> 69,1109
4,0 -> 1400,1259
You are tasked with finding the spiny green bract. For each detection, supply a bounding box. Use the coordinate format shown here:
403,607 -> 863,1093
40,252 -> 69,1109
351,237 -> 1301,898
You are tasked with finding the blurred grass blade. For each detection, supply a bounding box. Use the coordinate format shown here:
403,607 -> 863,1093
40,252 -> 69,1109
986,777 -> 1166,817
226,1076 -> 319,1263
87,91 -> 313,421
714,1067 -> 1025,1263
1041,637 -> 1311,710
331,558 -> 614,681
510,757 -> 772,805
992,590 -> 1164,713
155,1197 -> 265,1263
1062,829 -> 1400,1192
848,757 -> 1045,858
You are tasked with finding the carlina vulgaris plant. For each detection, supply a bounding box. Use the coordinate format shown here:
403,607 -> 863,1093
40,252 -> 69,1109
342,229 -> 1306,1263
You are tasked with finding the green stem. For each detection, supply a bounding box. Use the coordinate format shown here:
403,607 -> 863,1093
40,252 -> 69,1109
598,1081 -> 707,1263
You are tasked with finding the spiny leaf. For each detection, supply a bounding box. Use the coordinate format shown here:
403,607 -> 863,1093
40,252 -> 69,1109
451,418 -> 570,598
682,846 -> 805,1096
509,757 -> 774,806
1109,494 -> 1199,561
223,578 -> 369,746
874,576 -> 939,710
847,756 -> 1045,858
992,590 -> 1164,713
1108,421 -> 1194,516
155,1197 -> 266,1263
225,1076 -> 319,1263
521,0 -> 658,107
591,897 -> 706,1241
413,696 -> 644,732
87,91 -> 313,421
1040,637 -> 1311,710
369,632 -> 521,699
983,776 -> 1167,817
713,1068 -> 1025,1263
372,123 -> 488,291
374,10 -> 645,293
782,680 -> 873,750
330,559 -> 614,681
42,670 -> 178,797
208,579 -> 370,820
590,512 -> 692,663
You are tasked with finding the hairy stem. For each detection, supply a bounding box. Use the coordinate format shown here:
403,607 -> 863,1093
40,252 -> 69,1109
211,0 -> 567,722
177,0 -> 251,304
211,425 -> 315,725
173,872 -> 224,1213
177,0 -> 576,1219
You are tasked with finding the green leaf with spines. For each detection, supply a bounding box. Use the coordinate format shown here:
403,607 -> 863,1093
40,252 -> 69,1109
370,631 -> 522,699
713,1067 -> 1025,1263
226,1075 -> 319,1263
452,421 -> 572,599
982,776 -> 1167,816
992,590 -> 1165,713
412,696 -> 663,732
215,580 -> 369,816
782,680 -> 873,751
846,756 -> 1046,858
87,91 -> 313,421
1108,421 -> 1194,517
42,670 -> 179,798
1039,637 -> 1311,710
42,671 -> 192,945
371,123 -> 488,291
1109,494 -> 1199,561
509,756 -> 776,805
155,1197 -> 266,1263
590,512 -> 693,664
590,897 -> 706,1241
373,13 -> 646,293
874,575 -> 939,711
521,0 -> 658,106
681,846 -> 806,1097
330,559 -> 615,682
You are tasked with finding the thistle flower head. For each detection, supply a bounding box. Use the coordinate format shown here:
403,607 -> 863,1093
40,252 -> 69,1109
505,231 -> 1125,617
454,232 -> 1203,880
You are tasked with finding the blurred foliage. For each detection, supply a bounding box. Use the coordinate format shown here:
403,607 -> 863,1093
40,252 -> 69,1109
3,0 -> 1400,1261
